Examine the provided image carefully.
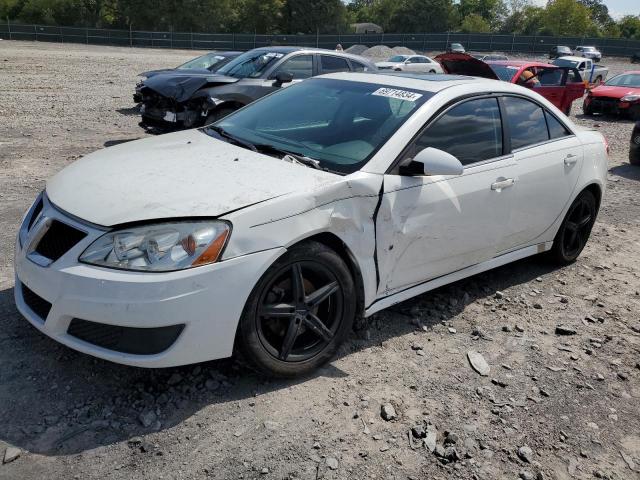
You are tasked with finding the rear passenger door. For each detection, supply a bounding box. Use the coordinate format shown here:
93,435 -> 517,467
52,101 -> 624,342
499,95 -> 583,251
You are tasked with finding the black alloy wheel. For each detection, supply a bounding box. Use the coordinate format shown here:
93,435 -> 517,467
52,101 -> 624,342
550,190 -> 597,264
237,241 -> 356,377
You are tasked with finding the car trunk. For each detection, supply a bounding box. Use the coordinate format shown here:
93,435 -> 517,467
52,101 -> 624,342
434,53 -> 499,80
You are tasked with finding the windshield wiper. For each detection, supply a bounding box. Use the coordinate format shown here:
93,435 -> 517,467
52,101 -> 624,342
207,125 -> 257,152
254,143 -> 322,170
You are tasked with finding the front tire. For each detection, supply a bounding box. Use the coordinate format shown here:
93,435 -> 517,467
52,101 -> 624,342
237,241 -> 356,377
549,190 -> 597,265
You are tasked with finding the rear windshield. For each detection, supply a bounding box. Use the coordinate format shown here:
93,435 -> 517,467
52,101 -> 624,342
489,64 -> 519,81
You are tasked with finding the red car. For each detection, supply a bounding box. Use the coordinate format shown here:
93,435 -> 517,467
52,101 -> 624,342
583,71 -> 640,120
435,53 -> 586,115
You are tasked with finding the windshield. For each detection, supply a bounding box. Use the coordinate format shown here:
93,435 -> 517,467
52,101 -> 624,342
216,50 -> 285,78
388,55 -> 408,62
489,64 -> 519,81
605,73 -> 640,88
581,47 -> 596,52
177,53 -> 229,71
553,58 -> 579,68
205,78 -> 432,174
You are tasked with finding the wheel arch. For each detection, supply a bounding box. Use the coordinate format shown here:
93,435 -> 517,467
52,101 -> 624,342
582,182 -> 602,212
289,232 -> 366,325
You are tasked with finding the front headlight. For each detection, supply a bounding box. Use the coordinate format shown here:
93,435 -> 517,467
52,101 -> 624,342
621,94 -> 640,102
80,221 -> 230,272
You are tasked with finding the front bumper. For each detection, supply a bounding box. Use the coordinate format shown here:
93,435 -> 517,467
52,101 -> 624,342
585,96 -> 636,115
14,195 -> 284,367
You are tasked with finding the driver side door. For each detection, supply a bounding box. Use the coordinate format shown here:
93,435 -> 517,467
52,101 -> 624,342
375,96 -> 517,294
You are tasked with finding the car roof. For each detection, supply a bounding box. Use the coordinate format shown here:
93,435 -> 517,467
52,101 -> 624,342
487,60 -> 554,67
212,51 -> 243,57
318,71 -> 506,93
249,46 -> 376,66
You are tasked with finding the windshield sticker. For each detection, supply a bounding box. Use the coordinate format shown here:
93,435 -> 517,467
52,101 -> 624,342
214,56 -> 225,60
265,52 -> 284,58
372,88 -> 422,102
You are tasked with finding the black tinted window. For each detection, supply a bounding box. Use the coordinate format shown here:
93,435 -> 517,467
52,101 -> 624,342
413,98 -> 503,165
320,55 -> 350,73
503,96 -> 548,149
275,55 -> 313,79
545,111 -> 570,139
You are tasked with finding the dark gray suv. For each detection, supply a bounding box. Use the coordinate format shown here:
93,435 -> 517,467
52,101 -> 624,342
139,46 -> 377,131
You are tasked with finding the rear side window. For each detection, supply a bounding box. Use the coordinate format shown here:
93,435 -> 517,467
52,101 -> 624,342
545,111 -> 571,139
503,97 -> 548,149
320,55 -> 350,74
412,98 -> 503,165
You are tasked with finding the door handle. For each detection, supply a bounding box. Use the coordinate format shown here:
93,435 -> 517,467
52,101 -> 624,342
564,154 -> 578,166
491,178 -> 515,191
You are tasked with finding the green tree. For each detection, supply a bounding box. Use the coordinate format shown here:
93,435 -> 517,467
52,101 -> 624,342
458,0 -> 507,29
388,0 -> 456,33
280,0 -> 348,33
543,0 -> 595,36
618,15 -> 640,40
235,0 -> 283,33
460,12 -> 491,32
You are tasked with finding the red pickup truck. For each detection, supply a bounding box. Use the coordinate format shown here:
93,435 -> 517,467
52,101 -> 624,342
435,53 -> 586,115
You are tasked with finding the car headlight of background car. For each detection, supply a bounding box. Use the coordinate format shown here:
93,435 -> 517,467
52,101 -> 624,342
621,94 -> 640,102
80,221 -> 230,272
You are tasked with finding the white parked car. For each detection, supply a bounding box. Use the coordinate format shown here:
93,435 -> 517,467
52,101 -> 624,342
574,46 -> 602,62
375,55 -> 443,73
15,73 -> 607,377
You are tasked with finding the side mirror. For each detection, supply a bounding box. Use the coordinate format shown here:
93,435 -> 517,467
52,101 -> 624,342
273,71 -> 293,87
400,147 -> 464,176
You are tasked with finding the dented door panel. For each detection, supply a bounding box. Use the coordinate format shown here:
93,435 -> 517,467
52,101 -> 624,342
375,157 -> 517,295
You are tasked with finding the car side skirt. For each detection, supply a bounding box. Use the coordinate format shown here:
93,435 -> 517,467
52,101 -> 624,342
365,241 -> 553,316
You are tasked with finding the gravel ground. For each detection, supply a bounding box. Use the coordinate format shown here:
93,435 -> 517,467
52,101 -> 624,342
1,41 -> 639,480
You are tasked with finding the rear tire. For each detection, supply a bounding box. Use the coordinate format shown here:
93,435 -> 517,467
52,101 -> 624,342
549,190 -> 597,265
563,104 -> 571,116
583,101 -> 593,116
204,107 -> 237,126
236,241 -> 356,378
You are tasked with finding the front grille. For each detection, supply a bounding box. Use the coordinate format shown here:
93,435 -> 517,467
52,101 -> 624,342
21,283 -> 52,322
590,97 -> 619,114
67,319 -> 185,355
34,220 -> 86,262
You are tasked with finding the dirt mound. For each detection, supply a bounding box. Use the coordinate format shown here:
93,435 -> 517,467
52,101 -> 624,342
391,46 -> 416,56
361,45 -> 394,61
345,44 -> 367,56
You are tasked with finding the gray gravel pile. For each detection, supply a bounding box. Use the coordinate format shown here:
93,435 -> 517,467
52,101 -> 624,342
345,44 -> 368,56
362,45 -> 394,61
391,46 -> 416,56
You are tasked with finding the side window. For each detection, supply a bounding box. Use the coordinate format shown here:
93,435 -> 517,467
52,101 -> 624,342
545,111 -> 571,139
503,96 -> 549,149
274,55 -> 313,79
411,98 -> 503,165
320,55 -> 350,74
537,68 -> 563,86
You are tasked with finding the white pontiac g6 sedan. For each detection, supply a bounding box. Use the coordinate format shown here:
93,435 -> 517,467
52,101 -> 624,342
15,72 -> 608,377
375,55 -> 444,74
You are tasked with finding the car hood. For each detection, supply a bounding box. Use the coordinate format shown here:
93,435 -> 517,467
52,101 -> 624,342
142,73 -> 240,102
590,85 -> 640,98
434,53 -> 499,80
46,129 -> 339,227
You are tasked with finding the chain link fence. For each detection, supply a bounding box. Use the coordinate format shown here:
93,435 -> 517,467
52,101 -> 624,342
1,22 -> 639,57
